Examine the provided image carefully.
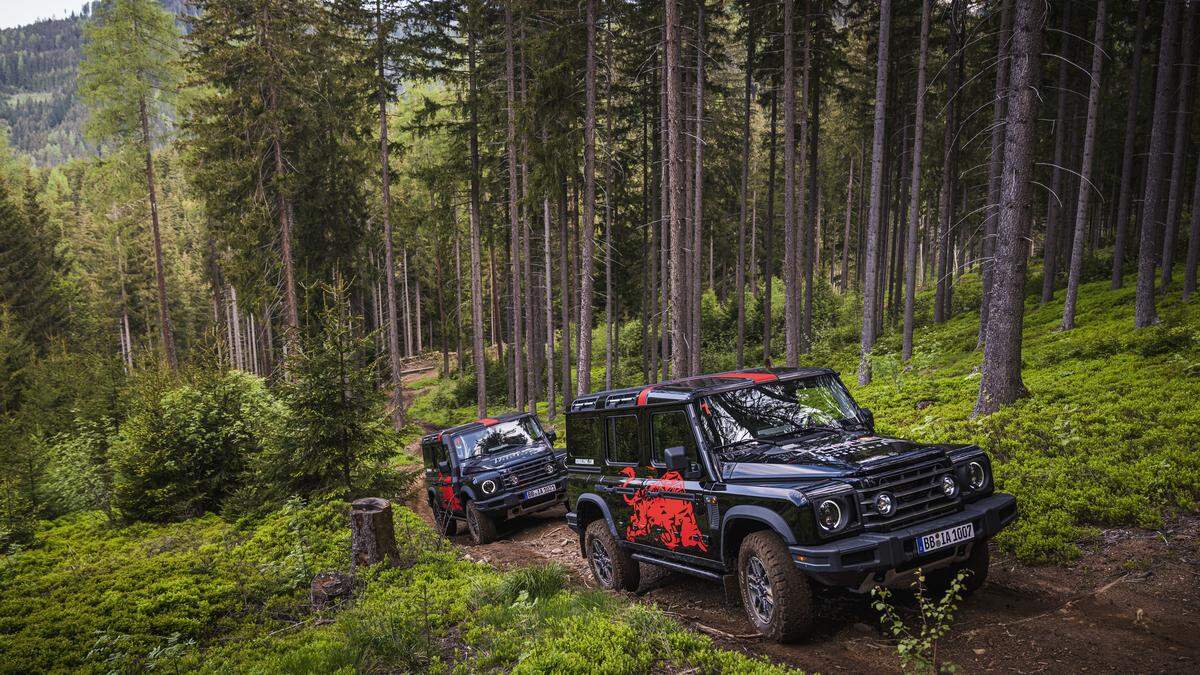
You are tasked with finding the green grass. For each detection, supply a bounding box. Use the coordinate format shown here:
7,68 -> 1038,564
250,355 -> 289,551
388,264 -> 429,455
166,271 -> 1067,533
0,499 -> 795,673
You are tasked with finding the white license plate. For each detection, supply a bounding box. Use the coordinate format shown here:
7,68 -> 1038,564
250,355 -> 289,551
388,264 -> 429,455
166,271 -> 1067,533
916,523 -> 974,554
524,484 -> 556,500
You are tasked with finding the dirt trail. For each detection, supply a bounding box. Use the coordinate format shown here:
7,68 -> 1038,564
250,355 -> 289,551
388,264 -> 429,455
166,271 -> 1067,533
400,371 -> 1200,673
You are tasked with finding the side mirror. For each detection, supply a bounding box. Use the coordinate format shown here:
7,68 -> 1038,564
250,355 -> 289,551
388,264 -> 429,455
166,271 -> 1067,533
436,460 -> 451,475
545,428 -> 558,444
859,407 -> 875,432
663,445 -> 689,473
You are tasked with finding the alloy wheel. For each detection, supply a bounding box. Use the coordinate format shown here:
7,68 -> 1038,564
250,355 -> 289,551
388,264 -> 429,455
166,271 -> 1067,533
590,538 -> 614,587
745,555 -> 775,624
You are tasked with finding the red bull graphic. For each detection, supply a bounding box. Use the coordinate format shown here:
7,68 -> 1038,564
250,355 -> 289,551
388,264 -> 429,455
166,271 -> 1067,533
435,473 -> 462,512
619,467 -> 708,552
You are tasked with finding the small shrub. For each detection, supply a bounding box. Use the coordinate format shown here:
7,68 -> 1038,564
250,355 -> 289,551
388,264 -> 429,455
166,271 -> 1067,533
872,569 -> 969,674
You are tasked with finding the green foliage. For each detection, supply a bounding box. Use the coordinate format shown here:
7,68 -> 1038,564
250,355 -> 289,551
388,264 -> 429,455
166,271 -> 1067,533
872,569 -> 968,674
265,286 -> 407,502
0,175 -> 64,348
110,369 -> 284,521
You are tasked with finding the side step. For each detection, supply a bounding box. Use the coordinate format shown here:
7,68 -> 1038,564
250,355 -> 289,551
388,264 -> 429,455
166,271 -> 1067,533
630,553 -> 724,581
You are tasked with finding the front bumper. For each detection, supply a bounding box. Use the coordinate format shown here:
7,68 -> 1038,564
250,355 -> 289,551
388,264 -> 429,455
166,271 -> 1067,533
473,476 -> 567,518
789,492 -> 1017,584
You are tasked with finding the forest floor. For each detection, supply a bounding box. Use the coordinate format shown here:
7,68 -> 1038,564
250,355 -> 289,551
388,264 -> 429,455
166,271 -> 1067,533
399,368 -> 1200,674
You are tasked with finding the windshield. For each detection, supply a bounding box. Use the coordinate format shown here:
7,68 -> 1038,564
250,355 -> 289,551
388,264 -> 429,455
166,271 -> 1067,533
449,417 -> 545,460
696,375 -> 861,449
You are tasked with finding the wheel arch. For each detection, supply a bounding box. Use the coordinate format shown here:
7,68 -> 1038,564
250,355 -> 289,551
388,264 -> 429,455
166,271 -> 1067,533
721,506 -> 797,567
574,494 -> 618,556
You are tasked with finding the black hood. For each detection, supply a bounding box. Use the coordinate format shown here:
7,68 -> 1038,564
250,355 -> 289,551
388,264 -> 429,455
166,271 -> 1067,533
459,443 -> 553,474
718,430 -> 949,481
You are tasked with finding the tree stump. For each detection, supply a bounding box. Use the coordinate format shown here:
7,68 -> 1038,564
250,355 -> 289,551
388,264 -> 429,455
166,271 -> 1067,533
350,497 -> 400,569
310,571 -> 352,611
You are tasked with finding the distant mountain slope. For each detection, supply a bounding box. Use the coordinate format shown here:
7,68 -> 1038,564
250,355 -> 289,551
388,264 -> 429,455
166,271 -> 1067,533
0,13 -> 90,166
0,1 -> 189,166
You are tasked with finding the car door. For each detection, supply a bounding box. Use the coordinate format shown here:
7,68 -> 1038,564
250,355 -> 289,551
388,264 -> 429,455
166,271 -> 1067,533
602,413 -> 644,541
639,407 -> 718,563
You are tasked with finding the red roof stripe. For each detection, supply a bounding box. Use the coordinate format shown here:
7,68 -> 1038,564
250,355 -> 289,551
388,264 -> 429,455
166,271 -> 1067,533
636,386 -> 656,406
713,371 -> 779,383
479,417 -> 500,426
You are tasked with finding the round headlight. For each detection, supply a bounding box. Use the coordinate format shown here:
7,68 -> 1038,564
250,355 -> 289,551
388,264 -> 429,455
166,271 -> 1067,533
481,479 -> 497,495
941,474 -> 959,498
817,499 -> 843,531
874,492 -> 895,516
966,461 -> 987,491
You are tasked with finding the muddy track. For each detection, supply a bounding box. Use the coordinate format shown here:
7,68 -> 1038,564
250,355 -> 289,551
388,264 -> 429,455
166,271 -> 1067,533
400,373 -> 1199,673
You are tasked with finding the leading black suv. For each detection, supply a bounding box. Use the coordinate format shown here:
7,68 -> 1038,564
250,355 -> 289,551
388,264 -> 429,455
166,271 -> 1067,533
564,368 -> 1017,642
420,412 -> 567,544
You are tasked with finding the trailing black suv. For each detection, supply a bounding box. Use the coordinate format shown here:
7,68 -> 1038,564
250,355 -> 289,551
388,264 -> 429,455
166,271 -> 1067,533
420,412 -> 567,544
564,368 -> 1017,642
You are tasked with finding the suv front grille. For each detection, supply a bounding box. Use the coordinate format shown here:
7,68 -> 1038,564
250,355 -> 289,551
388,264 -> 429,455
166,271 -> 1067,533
503,457 -> 557,491
855,454 -> 959,530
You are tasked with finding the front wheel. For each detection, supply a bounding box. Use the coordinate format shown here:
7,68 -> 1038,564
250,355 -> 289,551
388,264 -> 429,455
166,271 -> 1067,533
738,531 -> 813,643
584,519 -> 640,592
466,501 -> 497,545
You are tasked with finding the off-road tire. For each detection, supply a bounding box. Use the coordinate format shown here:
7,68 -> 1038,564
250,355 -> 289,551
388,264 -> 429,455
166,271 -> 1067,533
738,531 -> 814,643
431,498 -> 458,537
584,519 -> 640,592
927,541 -> 990,598
466,501 -> 497,545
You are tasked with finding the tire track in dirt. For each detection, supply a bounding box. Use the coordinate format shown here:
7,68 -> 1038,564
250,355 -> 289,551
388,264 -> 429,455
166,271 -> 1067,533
400,369 -> 1200,672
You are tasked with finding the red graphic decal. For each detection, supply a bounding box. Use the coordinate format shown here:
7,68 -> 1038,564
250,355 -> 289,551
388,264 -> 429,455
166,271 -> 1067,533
619,467 -> 707,552
636,386 -> 656,406
435,473 -> 462,511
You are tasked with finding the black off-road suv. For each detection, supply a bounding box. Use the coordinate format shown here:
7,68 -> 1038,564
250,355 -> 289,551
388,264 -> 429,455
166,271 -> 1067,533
420,412 -> 567,544
564,368 -> 1017,642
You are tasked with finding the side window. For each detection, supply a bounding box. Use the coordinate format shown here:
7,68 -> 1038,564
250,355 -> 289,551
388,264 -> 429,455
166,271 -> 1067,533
651,410 -> 698,464
567,416 -> 602,467
606,415 -> 641,465
421,442 -> 435,470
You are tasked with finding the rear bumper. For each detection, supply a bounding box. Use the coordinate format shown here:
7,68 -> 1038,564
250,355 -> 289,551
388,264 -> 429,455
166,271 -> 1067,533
473,476 -> 567,518
789,492 -> 1017,584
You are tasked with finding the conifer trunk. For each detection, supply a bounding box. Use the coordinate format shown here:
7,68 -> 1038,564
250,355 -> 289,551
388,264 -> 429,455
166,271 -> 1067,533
139,95 -> 175,369
978,0 -> 1012,346
467,25 -> 487,418
376,0 -> 403,427
1160,3 -> 1197,290
782,0 -> 798,368
577,0 -> 597,394
1062,0 -> 1107,330
504,5 -> 525,409
736,8 -> 754,369
1112,0 -> 1150,289
666,0 -> 687,378
902,0 -> 932,362
858,0 -> 891,386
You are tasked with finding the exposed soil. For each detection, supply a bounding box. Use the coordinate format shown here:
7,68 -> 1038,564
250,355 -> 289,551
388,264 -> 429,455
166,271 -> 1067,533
401,370 -> 1200,673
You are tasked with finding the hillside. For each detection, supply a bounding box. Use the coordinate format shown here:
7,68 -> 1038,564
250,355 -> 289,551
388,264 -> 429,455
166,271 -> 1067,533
0,1 -> 189,166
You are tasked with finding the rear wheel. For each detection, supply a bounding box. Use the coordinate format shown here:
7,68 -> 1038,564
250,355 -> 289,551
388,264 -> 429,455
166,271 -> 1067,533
584,519 -> 639,592
738,531 -> 813,643
431,498 -> 458,537
466,501 -> 497,545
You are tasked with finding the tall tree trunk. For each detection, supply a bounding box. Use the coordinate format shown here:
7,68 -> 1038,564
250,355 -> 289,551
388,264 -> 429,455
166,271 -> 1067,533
1062,0 -> 1107,330
783,0 -> 799,368
975,0 -> 1042,416
139,95 -> 175,369
1134,0 -> 1183,327
763,87 -> 778,366
691,0 -> 705,376
903,3 -> 931,361
604,14 -> 615,390
666,0 -> 687,378
933,1 -> 960,324
803,48 -> 820,352
454,227 -> 463,373
840,154 -> 853,293
376,1 -> 403,427
736,8 -> 754,369
978,0 -> 1012,346
659,34 -> 671,380
1160,3 -> 1197,289
1040,1 -> 1074,304
1113,0 -> 1151,289
858,0 -> 891,386
1183,150 -> 1200,300
544,196 -> 556,418
560,180 -> 573,410
504,5 -> 525,409
468,25 -> 487,418
402,249 -> 412,356
576,0 -> 598,394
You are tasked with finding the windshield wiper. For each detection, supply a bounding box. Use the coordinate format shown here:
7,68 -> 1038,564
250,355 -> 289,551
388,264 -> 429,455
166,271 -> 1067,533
710,437 -> 783,454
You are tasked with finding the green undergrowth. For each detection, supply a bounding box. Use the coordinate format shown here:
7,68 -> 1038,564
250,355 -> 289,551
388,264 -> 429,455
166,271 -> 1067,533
825,274 -> 1200,563
0,499 -> 794,673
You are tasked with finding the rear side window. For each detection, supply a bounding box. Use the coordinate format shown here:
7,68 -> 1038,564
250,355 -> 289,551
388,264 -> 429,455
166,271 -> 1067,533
606,415 -> 640,465
567,416 -> 602,467
651,410 -> 698,464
